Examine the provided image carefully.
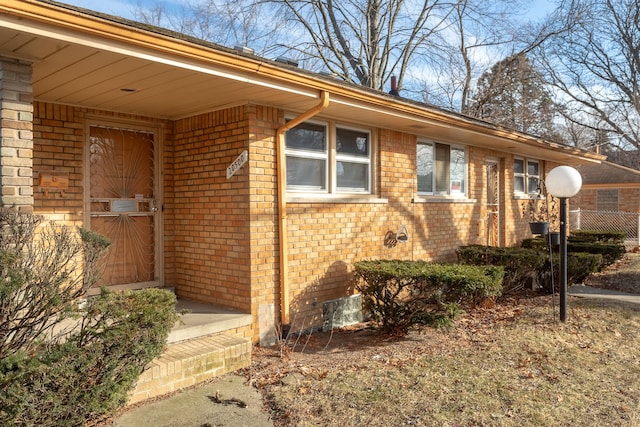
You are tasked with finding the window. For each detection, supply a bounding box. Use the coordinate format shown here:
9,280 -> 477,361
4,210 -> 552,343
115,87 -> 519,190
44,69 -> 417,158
336,127 -> 370,192
285,121 -> 328,191
596,189 -> 619,211
417,141 -> 467,196
285,120 -> 371,193
514,158 -> 540,195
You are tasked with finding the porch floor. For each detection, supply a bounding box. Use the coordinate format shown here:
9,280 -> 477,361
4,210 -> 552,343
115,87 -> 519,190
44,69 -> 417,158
169,299 -> 252,343
128,299 -> 253,405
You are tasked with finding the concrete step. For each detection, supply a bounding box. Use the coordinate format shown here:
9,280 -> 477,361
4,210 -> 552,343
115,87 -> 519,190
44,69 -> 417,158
169,299 -> 252,344
128,332 -> 252,405
128,299 -> 254,404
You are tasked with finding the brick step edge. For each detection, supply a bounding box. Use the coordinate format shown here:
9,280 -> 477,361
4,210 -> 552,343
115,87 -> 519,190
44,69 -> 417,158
127,333 -> 251,405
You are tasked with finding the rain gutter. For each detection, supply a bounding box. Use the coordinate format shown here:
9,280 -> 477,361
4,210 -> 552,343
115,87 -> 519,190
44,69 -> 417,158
275,90 -> 330,325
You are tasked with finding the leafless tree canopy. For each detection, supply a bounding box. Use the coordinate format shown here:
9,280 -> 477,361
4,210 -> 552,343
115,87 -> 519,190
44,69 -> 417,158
539,0 -> 640,152
263,0 -> 456,91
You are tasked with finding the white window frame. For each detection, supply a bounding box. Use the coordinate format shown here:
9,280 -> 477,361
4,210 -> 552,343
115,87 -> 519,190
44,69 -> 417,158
514,157 -> 541,196
284,118 -> 329,192
334,124 -> 372,194
285,118 -> 373,195
416,140 -> 468,197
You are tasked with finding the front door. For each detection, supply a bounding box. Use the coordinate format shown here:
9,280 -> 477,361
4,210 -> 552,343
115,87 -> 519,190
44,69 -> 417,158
86,122 -> 161,291
486,159 -> 500,247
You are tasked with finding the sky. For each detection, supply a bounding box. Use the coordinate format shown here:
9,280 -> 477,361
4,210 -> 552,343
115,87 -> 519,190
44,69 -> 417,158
61,0 -> 557,25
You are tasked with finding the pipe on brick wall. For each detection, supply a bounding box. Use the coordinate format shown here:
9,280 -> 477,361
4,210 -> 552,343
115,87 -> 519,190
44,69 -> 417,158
275,90 -> 330,326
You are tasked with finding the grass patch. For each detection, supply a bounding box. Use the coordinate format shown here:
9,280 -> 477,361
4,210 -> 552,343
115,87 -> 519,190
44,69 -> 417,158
257,297 -> 640,426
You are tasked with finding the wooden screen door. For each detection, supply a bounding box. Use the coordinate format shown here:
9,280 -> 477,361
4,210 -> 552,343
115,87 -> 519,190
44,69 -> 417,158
486,160 -> 500,247
87,124 -> 160,290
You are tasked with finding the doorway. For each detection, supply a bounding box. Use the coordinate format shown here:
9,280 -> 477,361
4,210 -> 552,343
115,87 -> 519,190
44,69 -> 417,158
86,121 -> 162,291
486,159 -> 501,247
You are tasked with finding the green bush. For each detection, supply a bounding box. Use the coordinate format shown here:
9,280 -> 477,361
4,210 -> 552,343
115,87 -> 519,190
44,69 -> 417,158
567,241 -> 625,268
536,252 -> 604,293
0,208 -> 179,426
570,230 -> 626,244
456,245 -> 546,294
0,288 -> 178,426
354,260 -> 503,334
521,235 -> 564,252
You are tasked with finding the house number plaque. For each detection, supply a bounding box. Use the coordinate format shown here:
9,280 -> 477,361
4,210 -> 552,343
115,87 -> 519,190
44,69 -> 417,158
226,150 -> 249,179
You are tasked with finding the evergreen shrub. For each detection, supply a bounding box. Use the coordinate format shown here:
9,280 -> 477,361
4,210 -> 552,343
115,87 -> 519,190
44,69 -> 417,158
354,260 -> 503,334
0,208 -> 178,426
0,288 -> 178,426
456,245 -> 546,294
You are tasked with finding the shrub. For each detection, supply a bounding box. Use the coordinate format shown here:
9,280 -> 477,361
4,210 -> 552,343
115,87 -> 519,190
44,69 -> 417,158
570,230 -> 626,244
0,288 -> 178,426
567,241 -> 625,268
0,209 -> 101,356
536,252 -> 604,293
0,208 -> 179,425
456,245 -> 546,294
354,260 -> 503,334
521,237 -> 548,252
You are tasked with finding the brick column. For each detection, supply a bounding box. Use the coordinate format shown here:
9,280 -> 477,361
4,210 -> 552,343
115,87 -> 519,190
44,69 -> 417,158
0,58 -> 33,211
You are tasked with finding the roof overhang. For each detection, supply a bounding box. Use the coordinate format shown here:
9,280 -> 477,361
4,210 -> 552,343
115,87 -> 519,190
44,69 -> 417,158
0,0 -> 604,165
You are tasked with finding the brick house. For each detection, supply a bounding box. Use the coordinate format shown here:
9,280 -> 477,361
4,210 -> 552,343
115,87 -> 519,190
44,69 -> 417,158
571,161 -> 640,246
573,161 -> 640,213
0,1 -> 605,348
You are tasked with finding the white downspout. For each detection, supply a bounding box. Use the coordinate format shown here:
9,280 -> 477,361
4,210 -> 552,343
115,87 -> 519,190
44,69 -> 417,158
275,90 -> 330,325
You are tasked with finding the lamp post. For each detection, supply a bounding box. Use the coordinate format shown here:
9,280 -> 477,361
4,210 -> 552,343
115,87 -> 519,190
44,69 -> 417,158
545,166 -> 582,322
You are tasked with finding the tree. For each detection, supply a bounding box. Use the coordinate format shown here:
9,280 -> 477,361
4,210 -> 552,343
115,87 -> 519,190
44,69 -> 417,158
469,54 -> 561,139
133,0 -> 284,56
133,0 -> 461,92
420,0 -> 526,112
539,0 -> 640,154
263,0 -> 458,91
132,0 -> 574,109
417,0 -> 580,113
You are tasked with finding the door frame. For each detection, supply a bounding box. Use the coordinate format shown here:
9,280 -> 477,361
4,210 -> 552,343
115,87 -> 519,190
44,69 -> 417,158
83,115 -> 164,292
486,157 -> 502,247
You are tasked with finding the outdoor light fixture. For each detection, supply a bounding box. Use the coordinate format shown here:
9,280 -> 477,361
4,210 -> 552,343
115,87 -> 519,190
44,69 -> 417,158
545,166 -> 582,322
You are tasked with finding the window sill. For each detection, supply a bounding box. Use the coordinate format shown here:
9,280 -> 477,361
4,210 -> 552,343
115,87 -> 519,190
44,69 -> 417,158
513,194 -> 540,200
413,196 -> 477,204
286,194 -> 388,204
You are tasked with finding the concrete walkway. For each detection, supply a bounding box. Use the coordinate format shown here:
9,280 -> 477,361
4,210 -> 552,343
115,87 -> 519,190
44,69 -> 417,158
568,285 -> 640,304
111,374 -> 273,427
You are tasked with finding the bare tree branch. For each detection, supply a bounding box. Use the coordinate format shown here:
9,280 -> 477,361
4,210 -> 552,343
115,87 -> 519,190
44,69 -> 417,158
539,0 -> 640,152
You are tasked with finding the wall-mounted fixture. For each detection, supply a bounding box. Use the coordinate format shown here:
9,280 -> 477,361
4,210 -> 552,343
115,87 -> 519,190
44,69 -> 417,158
396,225 -> 409,243
38,172 -> 69,197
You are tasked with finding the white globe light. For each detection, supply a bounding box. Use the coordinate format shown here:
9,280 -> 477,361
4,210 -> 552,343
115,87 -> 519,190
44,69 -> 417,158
545,166 -> 582,198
